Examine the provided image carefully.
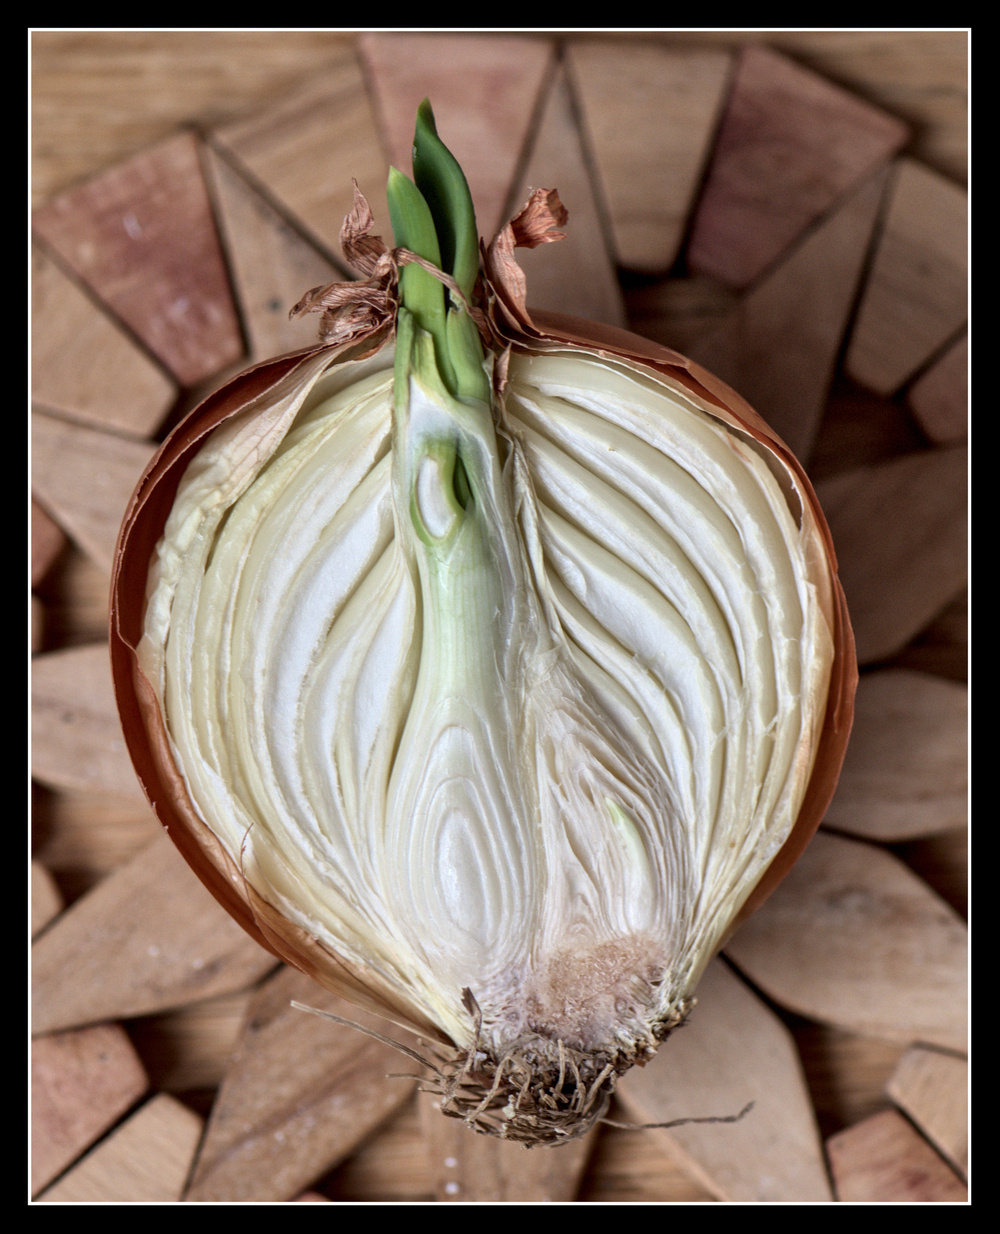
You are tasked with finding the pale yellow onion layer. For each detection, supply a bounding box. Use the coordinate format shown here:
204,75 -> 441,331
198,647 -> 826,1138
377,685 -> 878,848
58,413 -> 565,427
138,343 -> 834,1052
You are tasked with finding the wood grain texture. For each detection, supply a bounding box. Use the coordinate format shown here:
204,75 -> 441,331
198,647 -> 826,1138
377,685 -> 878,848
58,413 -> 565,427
815,445 -> 967,666
358,31 -> 554,241
617,958 -> 832,1202
846,159 -> 968,395
687,164 -> 888,462
37,1093 -> 204,1203
31,410 -> 156,576
31,1023 -> 148,1195
686,44 -> 908,288
32,833 -> 277,1036
30,31 -> 968,1203
185,967 -> 419,1202
887,1046 -> 968,1179
566,39 -> 731,273
823,669 -> 967,841
827,1108 -> 967,1202
507,61 -> 626,327
31,241 -> 177,436
32,131 -> 244,387
724,831 -> 968,1052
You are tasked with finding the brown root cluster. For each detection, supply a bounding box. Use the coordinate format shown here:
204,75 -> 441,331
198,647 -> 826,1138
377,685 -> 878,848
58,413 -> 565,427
422,991 -> 692,1148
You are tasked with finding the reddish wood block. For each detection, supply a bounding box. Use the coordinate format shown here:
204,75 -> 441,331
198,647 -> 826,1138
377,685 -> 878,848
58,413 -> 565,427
31,1022 -> 148,1195
32,131 -> 244,388
358,32 -> 554,239
687,44 -> 908,289
827,1109 -> 967,1202
36,1093 -> 204,1203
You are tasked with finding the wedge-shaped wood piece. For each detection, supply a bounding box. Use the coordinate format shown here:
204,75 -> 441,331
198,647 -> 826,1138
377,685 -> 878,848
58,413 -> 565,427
908,333 -> 968,444
36,1093 -> 203,1203
31,497 -> 67,588
32,861 -> 64,938
814,445 -> 967,666
847,159 -> 967,395
202,143 -> 344,361
31,409 -> 156,575
31,832 -> 277,1036
31,1022 -> 148,1195
887,1045 -> 968,1179
724,831 -> 967,1052
419,1087 -> 595,1202
212,59 -> 390,262
32,131 -> 243,388
567,40 -> 731,273
687,44 -> 908,288
185,966 -> 418,1202
31,241 -> 177,438
358,31 -> 553,240
508,63 -> 626,328
823,669 -> 967,841
688,165 -> 888,462
616,958 -> 832,1202
827,1108 -> 968,1202
31,642 -> 146,800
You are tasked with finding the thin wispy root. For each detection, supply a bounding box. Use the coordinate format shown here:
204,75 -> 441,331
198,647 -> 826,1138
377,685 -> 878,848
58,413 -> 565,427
292,990 -> 722,1148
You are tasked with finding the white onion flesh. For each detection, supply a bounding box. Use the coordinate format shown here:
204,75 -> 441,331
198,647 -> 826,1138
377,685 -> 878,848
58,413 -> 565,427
138,341 -> 835,1063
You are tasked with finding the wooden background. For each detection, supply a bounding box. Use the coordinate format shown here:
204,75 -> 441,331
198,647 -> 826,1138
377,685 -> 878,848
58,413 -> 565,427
31,30 -> 968,1203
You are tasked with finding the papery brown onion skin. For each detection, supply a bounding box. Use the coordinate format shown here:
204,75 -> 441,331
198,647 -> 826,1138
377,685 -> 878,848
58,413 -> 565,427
110,308 -> 856,1048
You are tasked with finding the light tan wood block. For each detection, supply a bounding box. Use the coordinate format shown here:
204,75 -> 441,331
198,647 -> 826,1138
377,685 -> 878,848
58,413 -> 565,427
358,32 -> 554,241
847,159 -> 967,395
507,63 -> 626,328
212,59 -> 391,263
203,143 -> 345,361
827,1108 -> 967,1202
31,409 -> 156,575
814,444 -> 967,665
724,831 -> 967,1052
887,1045 -> 968,1179
823,668 -> 967,841
185,966 -> 418,1202
618,958 -> 831,1201
31,240 -> 177,437
687,44 -> 908,288
31,642 -> 146,800
31,1022 -> 148,1195
908,333 -> 968,443
37,1093 -> 203,1203
31,832 -> 277,1036
567,40 -> 731,273
688,164 -> 887,462
31,131 -> 243,388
